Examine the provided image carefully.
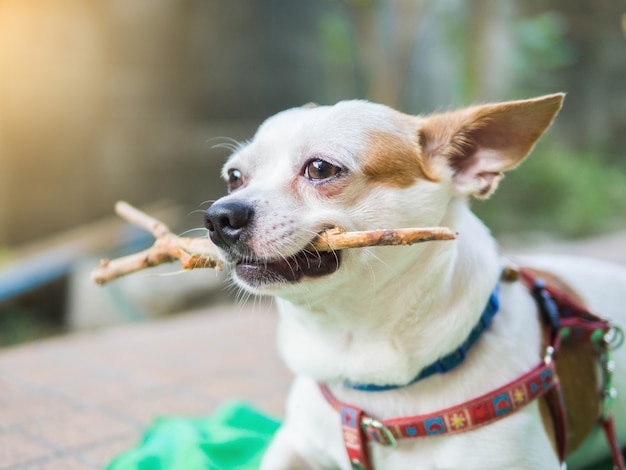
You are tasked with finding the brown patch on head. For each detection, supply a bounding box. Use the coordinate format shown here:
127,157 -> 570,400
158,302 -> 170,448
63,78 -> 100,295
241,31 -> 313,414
362,130 -> 438,188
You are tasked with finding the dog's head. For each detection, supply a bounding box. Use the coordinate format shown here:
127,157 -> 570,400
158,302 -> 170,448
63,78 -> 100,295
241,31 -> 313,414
205,95 -> 563,299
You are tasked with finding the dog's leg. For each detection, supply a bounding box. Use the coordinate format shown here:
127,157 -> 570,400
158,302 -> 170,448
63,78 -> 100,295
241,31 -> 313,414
261,423 -> 345,470
261,377 -> 349,469
261,426 -> 320,470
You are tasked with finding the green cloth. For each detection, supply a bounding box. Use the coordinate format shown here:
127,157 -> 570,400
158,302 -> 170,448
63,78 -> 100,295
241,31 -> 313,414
107,401 -> 281,470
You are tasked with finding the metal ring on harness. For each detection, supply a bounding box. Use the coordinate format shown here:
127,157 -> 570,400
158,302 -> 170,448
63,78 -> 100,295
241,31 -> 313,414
362,416 -> 397,447
603,324 -> 625,350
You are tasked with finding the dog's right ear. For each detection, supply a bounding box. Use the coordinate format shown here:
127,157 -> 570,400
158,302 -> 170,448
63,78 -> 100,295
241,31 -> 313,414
418,93 -> 564,198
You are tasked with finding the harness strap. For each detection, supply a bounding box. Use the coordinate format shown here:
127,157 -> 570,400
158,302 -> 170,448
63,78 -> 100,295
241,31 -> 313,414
320,361 -> 558,470
602,415 -> 626,470
329,399 -> 372,470
519,267 -> 625,470
544,378 -> 568,462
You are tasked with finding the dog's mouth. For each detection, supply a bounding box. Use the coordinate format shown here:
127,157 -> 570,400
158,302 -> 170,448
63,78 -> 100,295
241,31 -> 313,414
234,246 -> 341,287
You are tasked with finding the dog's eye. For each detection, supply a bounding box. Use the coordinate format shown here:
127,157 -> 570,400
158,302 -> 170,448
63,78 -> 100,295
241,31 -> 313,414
304,159 -> 342,182
227,169 -> 244,192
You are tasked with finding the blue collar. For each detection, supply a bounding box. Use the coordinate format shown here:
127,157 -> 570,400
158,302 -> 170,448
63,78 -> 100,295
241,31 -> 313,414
343,286 -> 500,392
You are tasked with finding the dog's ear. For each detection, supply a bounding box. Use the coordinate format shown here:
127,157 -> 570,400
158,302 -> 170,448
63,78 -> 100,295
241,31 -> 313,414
418,93 -> 564,198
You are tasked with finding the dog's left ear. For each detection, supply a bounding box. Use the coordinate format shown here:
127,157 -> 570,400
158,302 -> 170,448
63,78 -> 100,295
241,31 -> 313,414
418,93 -> 564,198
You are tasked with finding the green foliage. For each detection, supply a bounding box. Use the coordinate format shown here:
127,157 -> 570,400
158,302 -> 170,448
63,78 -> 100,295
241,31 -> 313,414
474,144 -> 626,238
513,11 -> 575,73
319,12 -> 354,63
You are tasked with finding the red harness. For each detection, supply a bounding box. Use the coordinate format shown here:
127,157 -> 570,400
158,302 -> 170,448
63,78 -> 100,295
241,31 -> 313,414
319,267 -> 625,470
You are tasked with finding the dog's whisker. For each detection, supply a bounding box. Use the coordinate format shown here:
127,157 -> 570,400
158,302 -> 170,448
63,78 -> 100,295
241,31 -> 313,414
206,136 -> 246,153
212,142 -> 240,152
178,227 -> 208,237
198,200 -> 216,208
187,209 -> 209,217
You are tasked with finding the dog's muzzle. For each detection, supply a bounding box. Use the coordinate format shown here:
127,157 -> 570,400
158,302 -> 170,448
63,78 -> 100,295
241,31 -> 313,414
204,200 -> 341,287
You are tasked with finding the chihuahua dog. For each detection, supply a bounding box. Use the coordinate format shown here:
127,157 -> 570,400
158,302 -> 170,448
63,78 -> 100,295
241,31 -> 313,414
204,94 -> 626,469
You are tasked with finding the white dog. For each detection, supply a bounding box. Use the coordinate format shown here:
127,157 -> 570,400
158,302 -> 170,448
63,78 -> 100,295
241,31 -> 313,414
204,94 -> 626,469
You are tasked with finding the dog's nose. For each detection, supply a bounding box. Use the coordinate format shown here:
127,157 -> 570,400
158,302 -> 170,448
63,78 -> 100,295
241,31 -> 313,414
204,200 -> 253,248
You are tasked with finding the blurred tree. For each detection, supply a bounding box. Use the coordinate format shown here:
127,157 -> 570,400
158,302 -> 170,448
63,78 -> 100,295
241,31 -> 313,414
187,0 -> 325,119
520,0 -> 626,154
350,0 -> 423,107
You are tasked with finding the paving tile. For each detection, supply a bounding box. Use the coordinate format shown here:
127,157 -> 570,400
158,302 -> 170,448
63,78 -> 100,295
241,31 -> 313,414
76,434 -> 139,469
110,361 -> 204,388
0,432 -> 54,468
22,457 -> 97,470
0,393 -> 77,428
54,379 -> 148,408
19,410 -> 138,450
105,391 -> 214,425
187,372 -> 291,409
0,378 -> 25,401
0,358 -> 94,391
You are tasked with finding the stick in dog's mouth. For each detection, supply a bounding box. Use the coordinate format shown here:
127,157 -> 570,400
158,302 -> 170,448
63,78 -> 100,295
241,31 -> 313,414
232,226 -> 459,286
90,202 -> 458,285
309,226 -> 458,252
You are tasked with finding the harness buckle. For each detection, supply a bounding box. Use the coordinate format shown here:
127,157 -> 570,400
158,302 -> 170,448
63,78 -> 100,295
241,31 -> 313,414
362,416 -> 397,447
532,280 -> 561,331
603,323 -> 625,351
543,345 -> 555,365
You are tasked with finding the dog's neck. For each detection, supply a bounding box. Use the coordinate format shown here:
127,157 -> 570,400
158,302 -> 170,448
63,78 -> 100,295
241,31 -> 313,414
275,198 -> 501,387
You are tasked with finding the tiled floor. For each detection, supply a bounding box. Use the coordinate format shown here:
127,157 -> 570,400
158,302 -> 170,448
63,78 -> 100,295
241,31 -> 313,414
0,303 -> 292,469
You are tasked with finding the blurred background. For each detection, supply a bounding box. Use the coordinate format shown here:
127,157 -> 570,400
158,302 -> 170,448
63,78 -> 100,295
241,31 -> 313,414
1,0 -> 626,346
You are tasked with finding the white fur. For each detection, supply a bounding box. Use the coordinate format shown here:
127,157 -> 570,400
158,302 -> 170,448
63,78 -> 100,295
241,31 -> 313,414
210,98 -> 626,469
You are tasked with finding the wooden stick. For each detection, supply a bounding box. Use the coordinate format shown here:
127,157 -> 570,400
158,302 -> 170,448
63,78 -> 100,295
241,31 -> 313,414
91,202 -> 457,285
91,203 -> 222,285
310,226 -> 457,251
114,201 -> 173,238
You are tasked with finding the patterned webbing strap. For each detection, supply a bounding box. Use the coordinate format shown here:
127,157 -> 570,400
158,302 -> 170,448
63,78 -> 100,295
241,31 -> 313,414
319,361 -> 559,470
